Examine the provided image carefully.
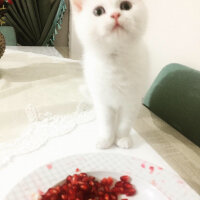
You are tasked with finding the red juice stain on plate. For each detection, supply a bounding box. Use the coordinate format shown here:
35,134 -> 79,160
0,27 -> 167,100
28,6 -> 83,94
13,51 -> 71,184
177,180 -> 184,184
149,166 -> 154,174
46,164 -> 53,170
151,180 -> 157,186
38,189 -> 44,195
76,168 -> 80,172
141,163 -> 146,168
158,166 -> 163,170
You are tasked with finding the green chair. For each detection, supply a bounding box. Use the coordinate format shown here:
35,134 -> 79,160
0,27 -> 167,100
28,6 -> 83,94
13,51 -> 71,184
143,63 -> 200,147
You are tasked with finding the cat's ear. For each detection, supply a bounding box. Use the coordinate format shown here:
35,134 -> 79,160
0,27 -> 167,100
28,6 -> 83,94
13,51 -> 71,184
71,0 -> 82,12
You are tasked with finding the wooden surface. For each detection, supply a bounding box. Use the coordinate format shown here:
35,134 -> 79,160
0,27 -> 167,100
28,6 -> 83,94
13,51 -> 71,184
133,105 -> 200,194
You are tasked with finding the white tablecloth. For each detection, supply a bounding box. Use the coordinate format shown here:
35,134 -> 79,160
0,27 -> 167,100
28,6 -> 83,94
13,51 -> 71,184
0,49 -> 199,199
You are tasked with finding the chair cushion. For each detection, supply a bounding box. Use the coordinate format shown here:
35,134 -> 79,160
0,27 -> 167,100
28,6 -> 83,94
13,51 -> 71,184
143,63 -> 200,147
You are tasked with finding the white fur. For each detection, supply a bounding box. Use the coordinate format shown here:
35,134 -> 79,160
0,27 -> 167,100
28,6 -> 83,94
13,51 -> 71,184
71,0 -> 149,148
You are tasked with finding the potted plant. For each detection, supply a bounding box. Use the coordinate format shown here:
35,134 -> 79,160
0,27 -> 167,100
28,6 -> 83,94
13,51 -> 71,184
0,0 -> 16,48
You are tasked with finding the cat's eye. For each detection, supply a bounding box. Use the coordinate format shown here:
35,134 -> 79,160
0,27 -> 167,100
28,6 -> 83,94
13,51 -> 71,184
120,1 -> 132,11
93,6 -> 106,16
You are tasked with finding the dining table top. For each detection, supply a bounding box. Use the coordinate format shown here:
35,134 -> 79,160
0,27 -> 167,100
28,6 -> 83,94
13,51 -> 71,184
0,46 -> 199,199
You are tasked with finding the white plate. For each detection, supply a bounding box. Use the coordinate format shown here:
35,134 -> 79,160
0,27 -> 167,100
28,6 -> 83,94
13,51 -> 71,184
5,153 -> 199,200
87,171 -> 167,200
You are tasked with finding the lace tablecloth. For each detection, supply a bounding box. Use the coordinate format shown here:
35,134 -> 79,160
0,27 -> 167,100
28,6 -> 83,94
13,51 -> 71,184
0,49 -> 95,168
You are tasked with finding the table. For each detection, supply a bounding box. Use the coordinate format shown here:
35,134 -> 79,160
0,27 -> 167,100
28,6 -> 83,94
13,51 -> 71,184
0,47 -> 199,199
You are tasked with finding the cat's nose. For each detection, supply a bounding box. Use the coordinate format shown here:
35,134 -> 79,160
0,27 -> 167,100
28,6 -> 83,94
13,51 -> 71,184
111,12 -> 121,19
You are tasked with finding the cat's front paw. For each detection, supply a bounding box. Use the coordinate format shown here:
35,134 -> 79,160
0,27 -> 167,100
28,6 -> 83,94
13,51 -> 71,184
96,136 -> 114,149
116,136 -> 132,149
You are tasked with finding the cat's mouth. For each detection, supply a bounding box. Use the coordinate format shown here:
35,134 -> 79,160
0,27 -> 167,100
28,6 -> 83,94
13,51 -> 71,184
112,22 -> 124,31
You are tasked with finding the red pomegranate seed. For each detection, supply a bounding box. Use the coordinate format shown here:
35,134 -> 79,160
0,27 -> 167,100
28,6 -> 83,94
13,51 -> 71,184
107,177 -> 114,186
124,182 -> 133,189
101,178 -> 108,185
40,173 -> 136,200
110,194 -> 117,200
104,193 -> 110,200
89,180 -> 95,186
120,175 -> 130,182
81,184 -> 89,190
79,173 -> 87,177
105,185 -> 111,192
115,181 -> 123,187
66,175 -> 72,182
125,188 -> 136,196
61,194 -> 68,200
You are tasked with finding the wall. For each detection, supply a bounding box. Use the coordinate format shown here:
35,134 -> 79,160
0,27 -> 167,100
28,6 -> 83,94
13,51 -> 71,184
144,0 -> 200,83
69,4 -> 82,60
54,0 -> 70,47
69,0 -> 200,84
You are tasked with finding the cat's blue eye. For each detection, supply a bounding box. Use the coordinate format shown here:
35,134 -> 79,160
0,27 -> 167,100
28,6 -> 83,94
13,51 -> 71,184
93,6 -> 106,16
120,1 -> 132,11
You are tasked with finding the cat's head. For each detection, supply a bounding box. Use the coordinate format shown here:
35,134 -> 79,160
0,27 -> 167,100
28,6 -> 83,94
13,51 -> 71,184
71,0 -> 147,49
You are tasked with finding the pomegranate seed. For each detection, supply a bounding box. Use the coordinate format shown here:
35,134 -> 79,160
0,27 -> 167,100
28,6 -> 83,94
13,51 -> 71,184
80,184 -> 89,190
79,173 -> 87,177
125,188 -> 136,196
89,180 -> 95,186
120,175 -> 130,182
61,194 -> 68,200
47,188 -> 59,194
98,190 -> 104,196
66,175 -> 72,182
107,177 -> 113,186
115,181 -> 123,187
68,183 -> 72,188
72,174 -> 79,184
104,193 -> 110,200
110,194 -> 117,200
40,173 -> 136,200
124,182 -> 133,189
62,184 -> 68,191
82,176 -> 89,182
101,178 -> 107,185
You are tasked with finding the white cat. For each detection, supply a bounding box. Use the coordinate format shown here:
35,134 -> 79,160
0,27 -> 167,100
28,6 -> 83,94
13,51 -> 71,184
71,0 -> 148,149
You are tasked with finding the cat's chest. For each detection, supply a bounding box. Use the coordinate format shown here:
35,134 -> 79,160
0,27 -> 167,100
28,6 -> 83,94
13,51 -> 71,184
87,64 -> 134,93
84,52 -> 138,86
96,59 -> 134,83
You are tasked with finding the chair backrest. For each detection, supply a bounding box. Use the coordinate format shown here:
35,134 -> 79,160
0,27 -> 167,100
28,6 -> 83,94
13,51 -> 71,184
143,63 -> 200,147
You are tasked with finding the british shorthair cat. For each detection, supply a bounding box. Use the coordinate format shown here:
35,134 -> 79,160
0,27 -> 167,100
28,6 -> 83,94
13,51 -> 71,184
71,0 -> 148,149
